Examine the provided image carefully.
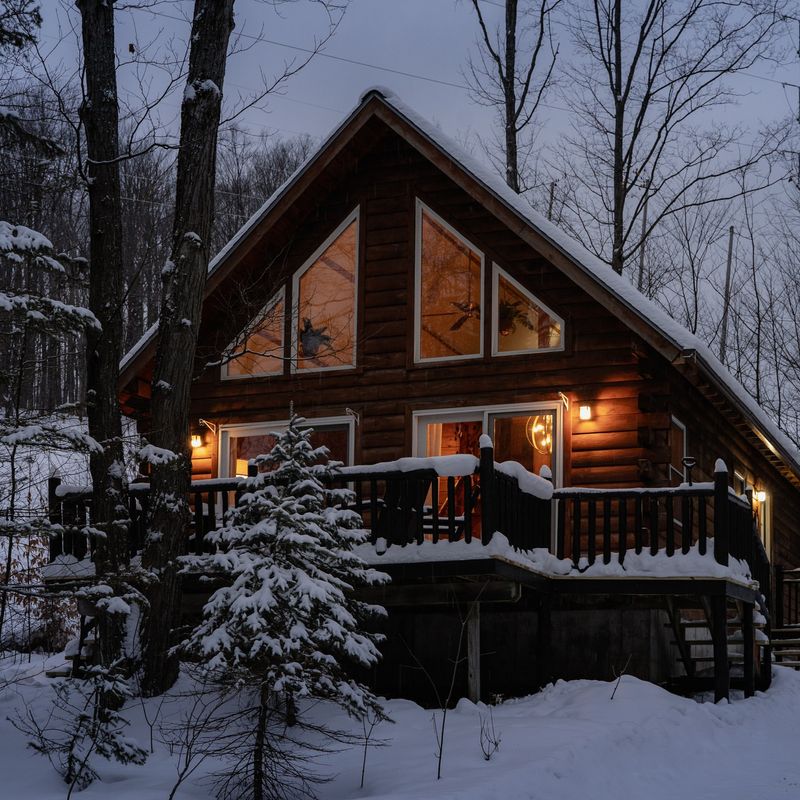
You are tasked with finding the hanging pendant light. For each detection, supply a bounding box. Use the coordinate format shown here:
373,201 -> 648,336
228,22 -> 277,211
526,415 -> 553,455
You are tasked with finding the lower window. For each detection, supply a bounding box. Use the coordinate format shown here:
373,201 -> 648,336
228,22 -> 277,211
414,404 -> 561,482
219,417 -> 354,477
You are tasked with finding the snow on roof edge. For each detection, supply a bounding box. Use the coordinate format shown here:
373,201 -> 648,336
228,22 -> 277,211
119,93 -> 378,378
375,91 -> 800,478
118,86 -> 800,479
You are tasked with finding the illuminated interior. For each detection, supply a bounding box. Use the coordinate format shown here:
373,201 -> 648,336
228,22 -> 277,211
421,412 -> 556,476
418,208 -> 482,360
495,269 -> 562,354
491,412 -> 555,475
224,293 -> 285,378
228,425 -> 351,477
296,218 -> 357,370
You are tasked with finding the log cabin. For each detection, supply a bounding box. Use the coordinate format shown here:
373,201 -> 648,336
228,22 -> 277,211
50,88 -> 800,703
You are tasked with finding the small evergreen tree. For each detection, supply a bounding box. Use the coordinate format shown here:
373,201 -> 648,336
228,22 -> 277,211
184,412 -> 388,799
12,661 -> 148,796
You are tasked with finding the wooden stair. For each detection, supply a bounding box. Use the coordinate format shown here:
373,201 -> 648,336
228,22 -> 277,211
664,596 -> 768,698
768,625 -> 800,670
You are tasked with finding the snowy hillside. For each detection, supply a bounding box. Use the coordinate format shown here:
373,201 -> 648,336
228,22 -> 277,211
1,657 -> 799,800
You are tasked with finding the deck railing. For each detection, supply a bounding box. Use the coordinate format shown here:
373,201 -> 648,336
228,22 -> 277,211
46,442 -> 553,562
552,463 -> 761,573
46,451 -> 765,596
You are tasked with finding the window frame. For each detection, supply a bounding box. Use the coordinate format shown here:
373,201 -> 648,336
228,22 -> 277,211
412,401 -> 563,488
290,207 -> 360,374
490,263 -> 565,357
414,199 -> 485,365
220,287 -> 286,381
218,415 -> 356,478
669,416 -> 687,484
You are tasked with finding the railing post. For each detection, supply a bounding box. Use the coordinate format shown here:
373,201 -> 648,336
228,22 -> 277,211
713,459 -> 730,567
774,564 -> 784,630
479,436 -> 496,545
48,475 -> 63,560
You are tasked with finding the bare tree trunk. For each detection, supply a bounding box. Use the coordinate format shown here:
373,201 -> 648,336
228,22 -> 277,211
610,0 -> 624,275
77,0 -> 127,581
504,0 -> 519,193
467,0 -> 560,194
141,0 -> 235,695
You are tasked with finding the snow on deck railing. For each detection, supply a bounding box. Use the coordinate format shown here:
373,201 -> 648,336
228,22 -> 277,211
495,460 -> 553,501
339,454 -> 479,478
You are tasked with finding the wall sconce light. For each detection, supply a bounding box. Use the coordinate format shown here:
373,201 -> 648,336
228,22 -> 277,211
756,490 -> 767,503
579,405 -> 592,421
190,433 -> 203,449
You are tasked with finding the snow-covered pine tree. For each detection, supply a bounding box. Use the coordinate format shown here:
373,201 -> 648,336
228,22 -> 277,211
183,412 -> 388,798
0,221 -> 100,651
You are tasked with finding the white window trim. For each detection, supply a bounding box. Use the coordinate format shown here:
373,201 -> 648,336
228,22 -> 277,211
290,207 -> 360,374
414,199 -> 485,364
218,415 -> 356,478
411,401 -> 564,488
490,263 -> 565,357
669,416 -> 687,482
220,287 -> 286,381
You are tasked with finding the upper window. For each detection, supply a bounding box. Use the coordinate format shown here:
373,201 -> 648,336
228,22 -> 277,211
415,201 -> 484,362
293,210 -> 358,372
222,288 -> 285,379
492,265 -> 563,356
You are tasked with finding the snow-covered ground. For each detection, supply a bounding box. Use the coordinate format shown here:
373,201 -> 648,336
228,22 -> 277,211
2,656 -> 800,800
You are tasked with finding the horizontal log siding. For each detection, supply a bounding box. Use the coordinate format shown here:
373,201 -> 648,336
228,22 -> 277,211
666,368 -> 800,566
182,129 -> 652,490
125,117 -> 800,569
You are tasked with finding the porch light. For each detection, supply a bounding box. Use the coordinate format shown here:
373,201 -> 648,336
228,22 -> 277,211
756,490 -> 767,503
190,434 -> 203,449
579,405 -> 592,421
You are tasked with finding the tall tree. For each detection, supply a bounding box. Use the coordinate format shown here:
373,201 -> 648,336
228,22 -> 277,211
142,0 -> 236,695
558,0 -> 789,275
465,0 -> 561,193
76,0 -> 128,584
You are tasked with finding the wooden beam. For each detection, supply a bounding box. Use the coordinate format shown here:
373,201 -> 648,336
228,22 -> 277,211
356,580 -> 522,607
467,603 -> 481,703
742,601 -> 755,698
711,595 -> 730,703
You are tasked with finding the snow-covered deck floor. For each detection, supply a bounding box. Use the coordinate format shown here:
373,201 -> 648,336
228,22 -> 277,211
357,533 -> 760,597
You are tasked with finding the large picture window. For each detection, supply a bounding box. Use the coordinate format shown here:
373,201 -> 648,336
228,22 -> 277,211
220,417 -> 355,477
492,265 -> 563,356
293,210 -> 358,372
221,289 -> 285,379
415,201 -> 484,362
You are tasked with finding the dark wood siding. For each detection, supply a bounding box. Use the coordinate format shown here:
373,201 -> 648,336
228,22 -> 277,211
124,116 -> 798,566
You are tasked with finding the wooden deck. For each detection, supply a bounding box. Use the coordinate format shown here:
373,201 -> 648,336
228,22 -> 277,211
45,442 -> 777,702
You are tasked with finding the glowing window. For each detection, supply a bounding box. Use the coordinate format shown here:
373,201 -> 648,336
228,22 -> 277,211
294,212 -> 358,371
492,265 -> 563,355
222,290 -> 285,379
416,202 -> 483,362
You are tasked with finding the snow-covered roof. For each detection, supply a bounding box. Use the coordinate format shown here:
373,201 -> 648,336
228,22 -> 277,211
120,87 -> 800,482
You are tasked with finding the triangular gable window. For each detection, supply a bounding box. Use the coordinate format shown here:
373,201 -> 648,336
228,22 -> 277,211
221,288 -> 285,379
292,209 -> 358,372
491,264 -> 563,355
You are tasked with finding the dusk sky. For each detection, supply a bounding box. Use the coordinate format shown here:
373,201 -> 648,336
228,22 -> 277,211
37,0 -> 800,166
